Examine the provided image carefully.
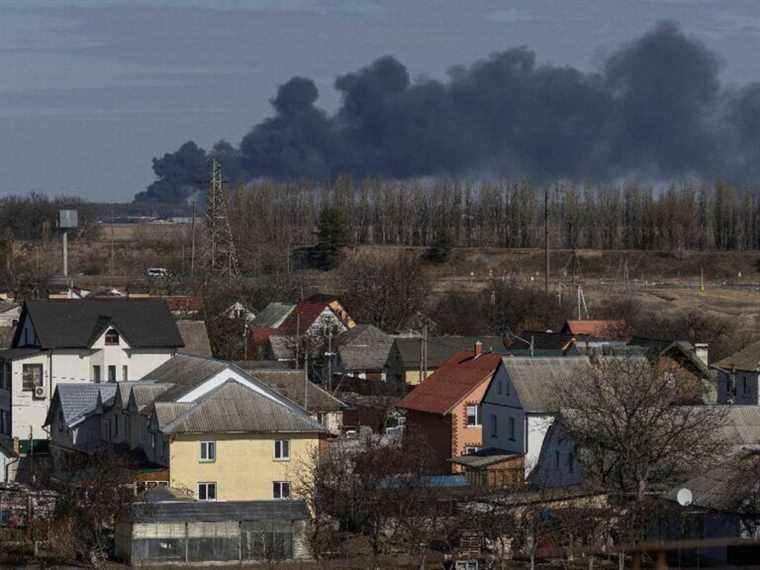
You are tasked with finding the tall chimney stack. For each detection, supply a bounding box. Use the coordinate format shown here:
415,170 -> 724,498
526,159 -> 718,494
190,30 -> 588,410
474,340 -> 483,358
695,343 -> 709,367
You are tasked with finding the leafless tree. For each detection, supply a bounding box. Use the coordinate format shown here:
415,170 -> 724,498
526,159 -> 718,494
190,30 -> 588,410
555,357 -> 728,543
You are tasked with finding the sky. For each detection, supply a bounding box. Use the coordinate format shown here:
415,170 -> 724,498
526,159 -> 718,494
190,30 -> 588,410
4,0 -> 760,202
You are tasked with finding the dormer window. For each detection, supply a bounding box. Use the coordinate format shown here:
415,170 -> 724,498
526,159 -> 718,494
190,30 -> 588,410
105,329 -> 119,346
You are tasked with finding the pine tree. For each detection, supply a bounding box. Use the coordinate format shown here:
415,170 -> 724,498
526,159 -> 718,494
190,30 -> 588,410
315,207 -> 350,269
426,229 -> 453,264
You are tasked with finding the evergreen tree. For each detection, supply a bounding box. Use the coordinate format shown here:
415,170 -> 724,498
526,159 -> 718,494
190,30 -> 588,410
425,229 -> 453,264
315,207 -> 350,269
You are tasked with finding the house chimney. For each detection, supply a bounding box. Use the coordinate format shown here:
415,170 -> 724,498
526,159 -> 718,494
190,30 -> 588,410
474,340 -> 483,358
695,343 -> 709,367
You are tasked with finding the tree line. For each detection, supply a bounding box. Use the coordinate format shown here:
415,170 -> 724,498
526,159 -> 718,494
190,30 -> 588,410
217,179 -> 760,267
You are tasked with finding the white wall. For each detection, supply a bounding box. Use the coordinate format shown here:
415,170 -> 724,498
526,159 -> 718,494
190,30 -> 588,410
530,421 -> 584,488
526,414 -> 556,474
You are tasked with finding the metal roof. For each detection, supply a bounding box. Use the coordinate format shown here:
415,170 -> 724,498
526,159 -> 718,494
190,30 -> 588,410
46,383 -> 118,428
129,498 -> 310,523
336,324 -> 393,371
16,299 -> 184,349
141,353 -> 230,403
393,336 -> 512,369
715,339 -> 760,372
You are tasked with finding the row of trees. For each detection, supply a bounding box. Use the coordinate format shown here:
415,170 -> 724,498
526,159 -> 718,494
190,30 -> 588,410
214,180 -> 760,271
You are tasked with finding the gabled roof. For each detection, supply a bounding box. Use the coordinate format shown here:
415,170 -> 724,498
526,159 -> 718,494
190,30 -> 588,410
130,383 -> 173,412
252,369 -> 347,413
503,356 -> 593,414
277,302 -> 338,335
15,299 -> 183,350
250,303 -> 295,329
45,383 -> 119,428
715,340 -> 760,372
392,336 -> 510,369
176,320 -> 212,358
140,353 -> 231,403
158,380 -> 328,435
661,341 -> 709,377
336,325 -> 393,371
396,351 -> 502,415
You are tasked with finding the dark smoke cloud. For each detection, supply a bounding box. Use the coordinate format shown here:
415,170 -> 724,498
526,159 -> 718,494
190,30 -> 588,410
137,21 -> 760,203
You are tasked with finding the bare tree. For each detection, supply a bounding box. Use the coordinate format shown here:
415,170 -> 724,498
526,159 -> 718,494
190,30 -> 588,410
554,357 -> 728,543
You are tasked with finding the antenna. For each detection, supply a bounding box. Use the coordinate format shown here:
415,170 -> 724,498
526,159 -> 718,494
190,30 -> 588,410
203,159 -> 239,280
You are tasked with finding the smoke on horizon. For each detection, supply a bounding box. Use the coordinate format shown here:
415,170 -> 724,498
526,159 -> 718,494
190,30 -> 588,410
136,21 -> 760,203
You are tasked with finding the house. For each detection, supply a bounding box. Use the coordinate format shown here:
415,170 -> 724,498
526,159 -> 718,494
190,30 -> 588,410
94,354 -> 330,502
335,324 -> 394,381
396,344 -> 502,473
115,488 -> 312,566
386,335 -> 571,386
175,320 -> 213,358
223,301 -> 256,323
47,285 -> 91,300
249,298 -> 350,363
162,295 -> 203,318
656,340 -> 715,404
533,406 -> 760,491
249,368 -> 347,434
714,340 -> 760,404
0,302 -> 20,328
560,320 -> 628,341
0,299 -> 183,444
481,356 -> 593,476
302,293 -> 356,329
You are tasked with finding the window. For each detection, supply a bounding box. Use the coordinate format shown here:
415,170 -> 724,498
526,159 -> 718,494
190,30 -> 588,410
317,412 -> 326,425
464,446 -> 480,455
506,381 -> 510,396
108,366 -> 116,383
555,450 -> 560,469
497,381 -> 502,395
0,364 -> 5,390
243,522 -> 294,560
198,482 -> 217,501
509,417 -> 516,441
744,376 -> 749,395
22,364 -> 43,391
151,432 -> 156,449
122,365 -> 128,381
200,441 -> 216,462
93,366 -> 101,383
274,440 -> 290,460
273,481 -> 291,499
105,329 -> 119,346
466,405 -> 480,427
114,415 -> 119,436
491,414 -> 498,438
567,452 -> 575,473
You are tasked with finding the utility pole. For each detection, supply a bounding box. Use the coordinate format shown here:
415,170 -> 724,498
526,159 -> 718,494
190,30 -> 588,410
544,188 -> 550,296
109,207 -> 115,277
190,200 -> 196,276
324,332 -> 335,393
304,353 -> 309,413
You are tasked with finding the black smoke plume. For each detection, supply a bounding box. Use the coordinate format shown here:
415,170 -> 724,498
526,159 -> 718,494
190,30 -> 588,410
136,21 -> 760,203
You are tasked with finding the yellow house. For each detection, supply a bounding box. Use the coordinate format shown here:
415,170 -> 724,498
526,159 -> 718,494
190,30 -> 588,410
152,381 -> 327,502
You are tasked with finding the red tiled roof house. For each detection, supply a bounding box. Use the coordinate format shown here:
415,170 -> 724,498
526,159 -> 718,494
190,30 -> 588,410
396,342 -> 501,474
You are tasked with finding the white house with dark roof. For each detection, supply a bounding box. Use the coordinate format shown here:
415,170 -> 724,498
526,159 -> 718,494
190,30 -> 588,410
481,356 -> 593,476
0,299 -> 183,444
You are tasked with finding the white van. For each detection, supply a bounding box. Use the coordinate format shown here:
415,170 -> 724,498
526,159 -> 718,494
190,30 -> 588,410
145,267 -> 169,278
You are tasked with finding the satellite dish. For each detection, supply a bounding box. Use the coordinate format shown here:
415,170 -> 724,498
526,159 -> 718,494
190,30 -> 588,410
677,487 -> 693,507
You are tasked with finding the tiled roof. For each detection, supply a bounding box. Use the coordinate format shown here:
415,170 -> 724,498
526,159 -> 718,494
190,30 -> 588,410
396,351 -> 502,415
176,320 -> 213,358
17,299 -> 183,349
162,296 -> 203,313
504,356 -> 593,413
252,369 -> 346,413
715,340 -> 760,372
159,380 -> 328,435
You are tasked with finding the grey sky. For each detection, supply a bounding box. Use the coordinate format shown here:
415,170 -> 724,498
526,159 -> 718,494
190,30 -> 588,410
3,0 -> 760,201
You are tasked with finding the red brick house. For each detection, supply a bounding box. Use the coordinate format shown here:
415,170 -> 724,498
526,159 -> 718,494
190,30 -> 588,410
396,343 -> 502,474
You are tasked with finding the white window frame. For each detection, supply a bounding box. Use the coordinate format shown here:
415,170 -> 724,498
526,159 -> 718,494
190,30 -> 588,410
465,405 -> 480,427
105,329 -> 120,346
122,365 -> 128,381
200,441 -> 216,462
108,365 -> 117,383
274,439 -> 290,461
198,482 -> 217,501
273,481 -> 291,499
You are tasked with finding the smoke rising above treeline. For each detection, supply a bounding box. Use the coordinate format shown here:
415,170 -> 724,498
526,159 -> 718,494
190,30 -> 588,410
136,21 -> 760,203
